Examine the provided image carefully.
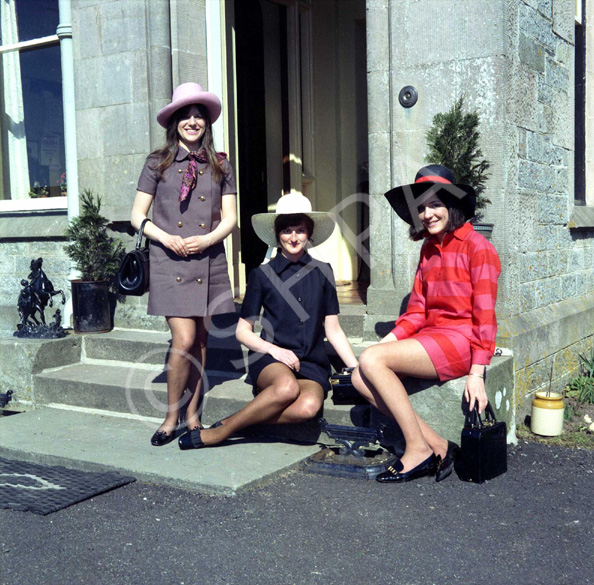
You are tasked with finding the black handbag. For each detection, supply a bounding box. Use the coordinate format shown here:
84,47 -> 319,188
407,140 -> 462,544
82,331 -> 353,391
330,367 -> 368,405
458,402 -> 507,483
117,218 -> 150,296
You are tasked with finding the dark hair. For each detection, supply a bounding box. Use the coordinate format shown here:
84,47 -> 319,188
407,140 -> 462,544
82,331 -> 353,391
150,104 -> 225,183
274,213 -> 315,244
409,192 -> 468,241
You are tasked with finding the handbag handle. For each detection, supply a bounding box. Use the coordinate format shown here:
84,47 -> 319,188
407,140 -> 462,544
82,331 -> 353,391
136,218 -> 150,251
465,402 -> 498,429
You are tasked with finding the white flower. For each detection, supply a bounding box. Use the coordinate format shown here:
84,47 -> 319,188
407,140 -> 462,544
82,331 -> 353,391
584,414 -> 593,424
589,422 -> 594,432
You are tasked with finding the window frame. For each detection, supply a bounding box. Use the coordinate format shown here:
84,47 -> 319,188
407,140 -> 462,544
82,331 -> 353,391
0,29 -> 66,212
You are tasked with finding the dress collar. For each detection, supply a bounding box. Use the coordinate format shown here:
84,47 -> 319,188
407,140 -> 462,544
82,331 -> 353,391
268,251 -> 312,274
426,222 -> 474,246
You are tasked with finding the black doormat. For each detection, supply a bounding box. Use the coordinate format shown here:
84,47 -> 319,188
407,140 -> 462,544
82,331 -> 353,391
0,457 -> 135,515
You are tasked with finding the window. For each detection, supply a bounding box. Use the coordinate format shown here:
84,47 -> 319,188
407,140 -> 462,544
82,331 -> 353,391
0,0 -> 65,209
575,0 -> 586,204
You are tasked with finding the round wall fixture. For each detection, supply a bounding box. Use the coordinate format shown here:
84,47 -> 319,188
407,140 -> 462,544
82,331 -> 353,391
399,85 -> 418,108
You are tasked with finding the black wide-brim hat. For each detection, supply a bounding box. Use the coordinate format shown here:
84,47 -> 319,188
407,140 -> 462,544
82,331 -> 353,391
384,165 -> 477,225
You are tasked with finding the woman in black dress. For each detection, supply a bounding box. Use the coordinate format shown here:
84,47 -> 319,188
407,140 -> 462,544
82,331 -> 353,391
178,193 -> 357,449
131,83 -> 237,446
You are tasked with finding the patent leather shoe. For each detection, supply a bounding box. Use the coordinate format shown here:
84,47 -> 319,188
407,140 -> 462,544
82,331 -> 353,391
376,454 -> 436,483
436,441 -> 459,482
150,429 -> 176,447
178,427 -> 206,450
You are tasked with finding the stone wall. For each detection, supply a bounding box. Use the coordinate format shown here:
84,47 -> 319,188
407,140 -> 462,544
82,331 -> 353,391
366,0 -> 594,419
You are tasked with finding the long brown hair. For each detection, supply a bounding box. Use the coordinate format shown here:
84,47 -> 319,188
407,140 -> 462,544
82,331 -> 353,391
150,104 -> 225,183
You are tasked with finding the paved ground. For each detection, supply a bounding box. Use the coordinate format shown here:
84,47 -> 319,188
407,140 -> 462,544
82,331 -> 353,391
1,441 -> 592,585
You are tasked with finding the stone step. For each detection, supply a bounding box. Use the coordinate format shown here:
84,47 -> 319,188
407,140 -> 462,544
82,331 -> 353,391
32,361 -> 372,444
32,353 -> 516,445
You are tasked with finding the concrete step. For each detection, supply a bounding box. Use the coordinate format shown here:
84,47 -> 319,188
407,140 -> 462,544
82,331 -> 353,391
0,406 -> 321,495
33,361 -> 372,444
32,352 -> 516,446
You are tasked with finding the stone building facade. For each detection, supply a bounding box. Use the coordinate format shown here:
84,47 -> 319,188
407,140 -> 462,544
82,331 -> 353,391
0,0 -> 593,420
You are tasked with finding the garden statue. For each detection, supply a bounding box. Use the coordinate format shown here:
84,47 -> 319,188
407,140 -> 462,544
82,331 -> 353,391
14,258 -> 66,338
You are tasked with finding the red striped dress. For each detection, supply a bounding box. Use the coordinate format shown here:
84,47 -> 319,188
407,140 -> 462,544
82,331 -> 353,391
391,222 -> 501,381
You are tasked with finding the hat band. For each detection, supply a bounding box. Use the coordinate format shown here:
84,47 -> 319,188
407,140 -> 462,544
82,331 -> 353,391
415,175 -> 452,185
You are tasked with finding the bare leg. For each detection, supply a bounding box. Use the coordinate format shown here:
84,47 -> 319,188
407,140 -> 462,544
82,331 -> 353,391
352,339 -> 447,472
183,316 -> 211,430
157,317 -> 201,435
352,368 -> 448,460
199,364 -> 323,446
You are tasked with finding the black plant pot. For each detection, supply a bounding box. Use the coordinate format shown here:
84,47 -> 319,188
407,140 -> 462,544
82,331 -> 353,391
71,280 -> 113,333
472,222 -> 494,241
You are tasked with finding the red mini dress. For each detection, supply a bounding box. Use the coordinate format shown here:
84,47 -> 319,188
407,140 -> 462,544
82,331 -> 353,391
391,223 -> 501,381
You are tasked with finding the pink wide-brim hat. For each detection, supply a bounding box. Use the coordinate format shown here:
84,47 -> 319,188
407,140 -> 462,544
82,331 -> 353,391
156,82 -> 222,128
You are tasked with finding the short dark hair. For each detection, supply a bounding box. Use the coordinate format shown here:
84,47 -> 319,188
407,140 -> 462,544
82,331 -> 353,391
409,192 -> 468,241
274,213 -> 315,244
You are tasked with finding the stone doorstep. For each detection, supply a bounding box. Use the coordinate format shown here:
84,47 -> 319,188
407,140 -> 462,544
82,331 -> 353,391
31,354 -> 516,446
0,406 -> 321,496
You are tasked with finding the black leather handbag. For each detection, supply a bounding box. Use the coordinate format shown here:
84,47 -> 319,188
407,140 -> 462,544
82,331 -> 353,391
117,218 -> 150,296
458,402 -> 507,483
330,367 -> 368,405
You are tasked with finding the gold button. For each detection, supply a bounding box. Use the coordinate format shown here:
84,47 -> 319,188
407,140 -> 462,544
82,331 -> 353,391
178,169 -> 183,173
177,221 -> 183,227
176,277 -> 182,283
199,170 -> 204,175
197,278 -> 203,284
200,196 -> 206,201
200,223 -> 206,229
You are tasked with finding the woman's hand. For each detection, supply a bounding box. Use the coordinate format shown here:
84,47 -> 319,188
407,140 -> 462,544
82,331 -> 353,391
268,345 -> 300,371
161,234 -> 189,257
183,234 -> 213,255
464,374 -> 488,414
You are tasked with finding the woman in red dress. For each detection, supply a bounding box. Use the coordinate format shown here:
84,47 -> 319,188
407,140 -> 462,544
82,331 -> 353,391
352,165 -> 501,483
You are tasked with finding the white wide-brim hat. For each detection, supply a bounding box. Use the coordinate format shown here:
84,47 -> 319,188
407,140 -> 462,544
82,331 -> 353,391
157,82 -> 222,128
251,193 -> 335,248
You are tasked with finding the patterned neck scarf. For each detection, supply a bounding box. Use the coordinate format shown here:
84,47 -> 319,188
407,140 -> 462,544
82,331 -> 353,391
179,149 -> 208,202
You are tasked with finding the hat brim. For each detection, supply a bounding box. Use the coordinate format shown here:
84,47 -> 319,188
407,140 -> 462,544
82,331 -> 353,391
251,212 -> 336,248
157,93 -> 222,128
384,182 -> 476,225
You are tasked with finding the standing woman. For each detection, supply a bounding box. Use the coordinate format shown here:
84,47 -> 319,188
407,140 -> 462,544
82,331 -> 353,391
131,83 -> 237,446
352,165 -> 501,483
178,194 -> 358,450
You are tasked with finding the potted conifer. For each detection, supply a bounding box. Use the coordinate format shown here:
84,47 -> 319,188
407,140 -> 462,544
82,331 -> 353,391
426,96 -> 493,239
65,190 -> 123,333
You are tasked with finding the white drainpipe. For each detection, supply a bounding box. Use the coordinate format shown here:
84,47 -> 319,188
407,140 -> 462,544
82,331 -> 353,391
57,0 -> 79,324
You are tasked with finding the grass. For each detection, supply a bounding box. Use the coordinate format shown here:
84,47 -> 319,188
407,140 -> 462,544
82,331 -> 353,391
517,423 -> 594,450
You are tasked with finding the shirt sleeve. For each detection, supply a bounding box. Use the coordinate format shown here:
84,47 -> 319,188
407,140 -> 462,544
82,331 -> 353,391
321,263 -> 340,316
220,158 -> 237,195
392,254 -> 427,339
240,268 -> 264,322
136,155 -> 160,195
469,239 -> 501,364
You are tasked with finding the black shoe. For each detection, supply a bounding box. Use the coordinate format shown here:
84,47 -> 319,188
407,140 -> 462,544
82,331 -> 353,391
209,420 -> 223,429
436,441 -> 459,482
376,454 -> 436,483
150,429 -> 176,447
178,428 -> 206,450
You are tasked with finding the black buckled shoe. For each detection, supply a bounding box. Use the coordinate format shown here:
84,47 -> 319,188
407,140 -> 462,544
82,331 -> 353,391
150,429 -> 176,447
436,441 -> 459,482
376,454 -> 436,483
178,428 -> 206,450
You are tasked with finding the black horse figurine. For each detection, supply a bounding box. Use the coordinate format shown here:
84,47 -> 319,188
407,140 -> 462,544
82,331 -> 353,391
14,258 -> 66,338
28,258 -> 66,314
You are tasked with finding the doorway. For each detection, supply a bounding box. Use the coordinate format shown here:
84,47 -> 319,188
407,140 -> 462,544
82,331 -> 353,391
228,0 -> 368,284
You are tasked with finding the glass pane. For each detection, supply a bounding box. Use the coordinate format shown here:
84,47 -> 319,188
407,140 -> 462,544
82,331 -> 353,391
15,0 -> 59,42
21,45 -> 65,198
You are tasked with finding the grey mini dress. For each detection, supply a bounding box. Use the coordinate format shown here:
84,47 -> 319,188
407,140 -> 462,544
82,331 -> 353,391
137,148 -> 237,317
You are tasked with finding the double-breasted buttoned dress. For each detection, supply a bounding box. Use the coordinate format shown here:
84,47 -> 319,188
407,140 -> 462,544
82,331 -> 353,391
137,148 -> 236,317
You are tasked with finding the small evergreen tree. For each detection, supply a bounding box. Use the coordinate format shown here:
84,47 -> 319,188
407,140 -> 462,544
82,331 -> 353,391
426,96 -> 491,221
65,190 -> 124,281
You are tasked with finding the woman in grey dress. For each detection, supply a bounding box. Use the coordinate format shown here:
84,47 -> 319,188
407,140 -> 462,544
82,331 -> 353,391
131,83 -> 237,446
